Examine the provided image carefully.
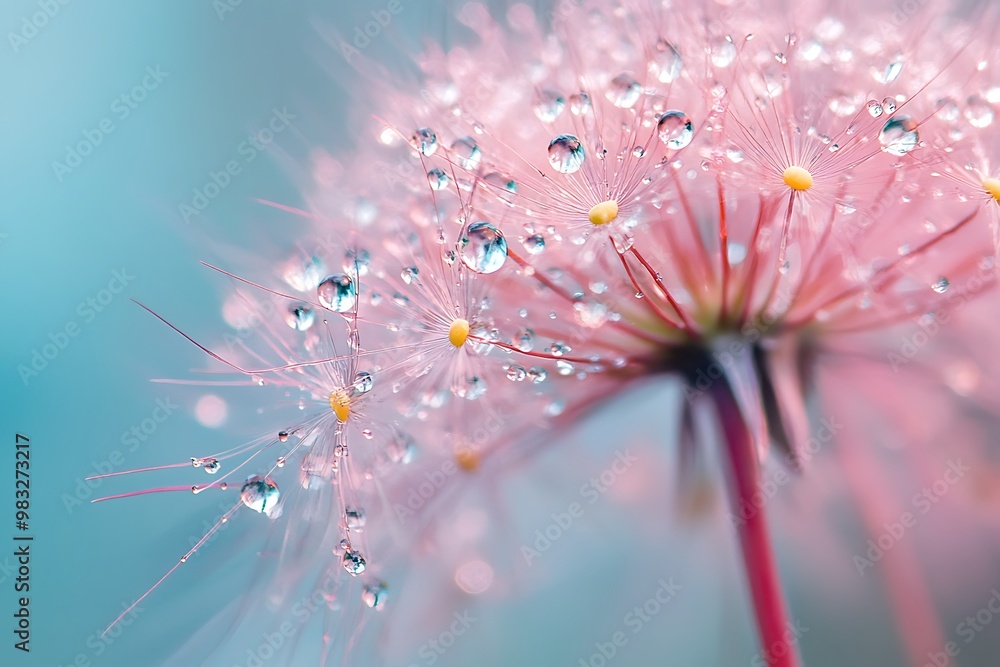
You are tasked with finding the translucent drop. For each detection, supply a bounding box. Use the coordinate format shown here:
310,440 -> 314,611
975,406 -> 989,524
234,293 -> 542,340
965,95 -> 995,128
362,582 -> 388,609
460,221 -> 508,274
658,111 -> 694,149
506,365 -> 527,381
278,431 -> 289,442
427,168 -> 449,191
653,39 -> 683,83
549,341 -> 572,357
450,137 -> 482,169
457,376 -> 487,400
607,73 -> 642,108
547,134 -> 586,174
873,58 -> 903,84
240,475 -> 280,515
881,97 -> 896,114
411,128 -> 438,156
346,507 -> 366,529
283,256 -> 326,292
351,371 -> 373,396
515,328 -> 534,352
342,548 -> 366,575
569,92 -> 592,116
556,360 -> 574,376
523,234 -> 545,254
317,274 -> 357,312
534,88 -> 565,122
710,38 -> 736,68
344,248 -> 371,277
527,367 -> 547,383
401,266 -> 419,284
866,100 -> 884,118
203,459 -> 220,475
931,277 -> 950,293
936,98 -> 960,122
285,305 -> 315,331
879,116 -> 919,156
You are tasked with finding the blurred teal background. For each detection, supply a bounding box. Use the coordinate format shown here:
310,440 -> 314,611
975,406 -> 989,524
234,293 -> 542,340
4,1 -> 1000,666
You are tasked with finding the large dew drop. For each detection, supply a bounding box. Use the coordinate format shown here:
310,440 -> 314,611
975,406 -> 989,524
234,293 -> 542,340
534,88 -> 566,122
318,273 -> 357,312
547,134 -> 586,174
451,136 -> 482,170
461,221 -> 508,274
240,475 -> 280,516
658,111 -> 694,149
879,116 -> 919,156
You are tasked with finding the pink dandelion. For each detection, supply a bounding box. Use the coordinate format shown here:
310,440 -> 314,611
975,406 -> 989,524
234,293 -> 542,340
93,0 -> 1000,665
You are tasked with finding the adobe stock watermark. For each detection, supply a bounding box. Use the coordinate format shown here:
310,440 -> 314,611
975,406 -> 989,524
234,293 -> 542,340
55,600 -> 144,667
853,459 -> 970,575
178,107 -> 296,224
407,610 -> 478,666
521,448 -> 639,565
61,397 -> 179,514
924,587 -> 1000,666
52,66 -> 170,181
392,408 -> 506,522
751,619 -> 809,666
728,417 -> 843,532
579,577 -> 682,667
8,0 -> 73,53
17,268 -> 135,385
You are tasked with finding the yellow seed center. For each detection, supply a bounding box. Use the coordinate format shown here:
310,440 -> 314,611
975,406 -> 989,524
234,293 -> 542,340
455,449 -> 479,472
588,199 -> 619,226
984,178 -> 1000,202
449,318 -> 470,347
329,389 -> 351,422
782,165 -> 814,191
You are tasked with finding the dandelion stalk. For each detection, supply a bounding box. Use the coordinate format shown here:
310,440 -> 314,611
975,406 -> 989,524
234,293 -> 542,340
713,378 -> 799,667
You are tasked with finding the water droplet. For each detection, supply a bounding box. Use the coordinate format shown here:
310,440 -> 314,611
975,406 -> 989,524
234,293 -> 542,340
866,99 -> 884,117
607,73 -> 642,108
460,221 -> 508,274
427,168 -> 449,190
351,371 -> 373,396
344,248 -> 371,277
346,507 -> 366,529
931,277 -> 950,293
506,364 -> 527,381
527,367 -> 547,383
203,459 -> 220,474
727,242 -> 747,265
456,376 -> 487,400
965,95 -> 995,128
278,430 -> 289,442
569,92 -> 592,116
523,234 -> 545,254
285,305 -> 315,331
342,548 -> 366,575
549,341 -> 571,357
362,581 -> 388,609
652,38 -> 683,83
283,256 -> 326,292
873,57 -> 903,84
450,136 -> 482,170
881,97 -> 896,114
658,111 -> 694,149
555,360 -> 574,376
318,274 -> 357,312
411,128 -> 438,156
547,134 -> 586,174
573,299 -> 608,327
710,38 -> 736,68
534,88 -> 565,122
515,328 -> 534,351
401,266 -> 419,284
484,171 -> 517,193
879,116 -> 919,156
240,475 -> 280,516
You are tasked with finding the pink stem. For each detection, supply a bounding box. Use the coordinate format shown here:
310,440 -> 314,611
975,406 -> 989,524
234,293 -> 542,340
713,382 -> 801,667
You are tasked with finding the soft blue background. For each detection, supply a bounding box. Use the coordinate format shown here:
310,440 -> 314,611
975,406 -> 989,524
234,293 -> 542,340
4,1 -> 1000,666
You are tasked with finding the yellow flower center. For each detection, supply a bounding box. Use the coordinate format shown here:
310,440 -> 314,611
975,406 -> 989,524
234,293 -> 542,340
782,166 -> 814,191
449,318 -> 470,347
984,177 -> 1000,202
588,199 -> 619,226
329,388 -> 351,422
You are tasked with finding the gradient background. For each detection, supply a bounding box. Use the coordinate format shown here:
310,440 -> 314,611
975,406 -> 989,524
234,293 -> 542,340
4,1 -> 1000,666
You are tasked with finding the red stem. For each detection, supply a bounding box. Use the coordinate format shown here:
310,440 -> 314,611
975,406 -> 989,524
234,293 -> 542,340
712,381 -> 801,667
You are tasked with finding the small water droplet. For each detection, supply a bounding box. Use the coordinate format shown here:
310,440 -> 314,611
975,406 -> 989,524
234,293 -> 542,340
534,88 -> 565,122
240,475 -> 280,516
506,364 -> 527,381
652,38 -> 683,83
658,111 -> 694,149
346,507 -> 366,529
873,57 -> 903,84
879,115 -> 919,156
881,97 -> 896,114
460,221 -> 508,274
965,95 -> 995,128
362,581 -> 388,609
527,366 -> 547,383
278,430 -> 289,442
427,168 -> 449,190
351,371 -> 373,396
515,328 -> 534,352
317,274 -> 357,312
867,99 -> 884,117
411,128 -> 438,156
523,234 -> 545,254
710,37 -> 736,68
401,266 -> 419,284
450,137 -> 482,170
607,73 -> 642,108
931,277 -> 950,293
342,548 -> 367,575
285,305 -> 315,331
547,134 -> 586,174
569,92 -> 592,116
